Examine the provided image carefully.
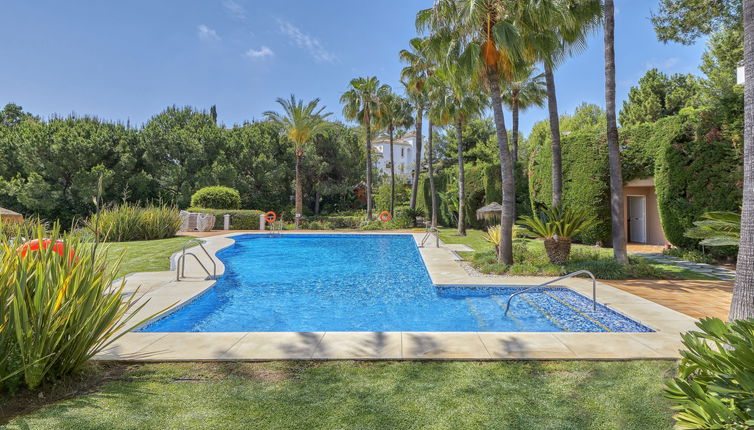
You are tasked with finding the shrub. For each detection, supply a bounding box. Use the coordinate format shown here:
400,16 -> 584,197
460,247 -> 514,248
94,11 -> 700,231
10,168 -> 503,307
0,224 -> 163,392
518,205 -> 599,264
88,203 -> 181,242
663,248 -> 716,265
304,215 -> 363,229
187,208 -> 264,230
190,186 -> 241,210
664,318 -> 754,429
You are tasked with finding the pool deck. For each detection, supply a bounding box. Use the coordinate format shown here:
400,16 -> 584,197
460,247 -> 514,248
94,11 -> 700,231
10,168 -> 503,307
96,232 -> 698,361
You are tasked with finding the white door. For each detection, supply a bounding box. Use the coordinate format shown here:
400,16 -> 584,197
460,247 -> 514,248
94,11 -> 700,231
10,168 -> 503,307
628,196 -> 647,243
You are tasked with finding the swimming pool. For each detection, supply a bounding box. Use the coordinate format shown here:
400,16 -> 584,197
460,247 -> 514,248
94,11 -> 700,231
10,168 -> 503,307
141,234 -> 652,333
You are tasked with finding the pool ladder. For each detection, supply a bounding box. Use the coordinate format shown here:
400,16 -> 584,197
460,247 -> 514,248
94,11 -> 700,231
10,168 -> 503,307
269,220 -> 284,236
504,270 -> 597,313
420,226 -> 439,248
176,239 -> 217,281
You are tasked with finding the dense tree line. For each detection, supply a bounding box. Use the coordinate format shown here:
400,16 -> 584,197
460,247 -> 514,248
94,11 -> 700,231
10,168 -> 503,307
0,104 -> 364,225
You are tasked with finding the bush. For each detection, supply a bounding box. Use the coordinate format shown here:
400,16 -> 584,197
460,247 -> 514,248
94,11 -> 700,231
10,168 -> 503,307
187,208 -> 264,230
88,203 -> 181,242
303,215 -> 363,229
664,318 -> 754,429
0,224 -> 163,393
190,186 -> 241,210
663,248 -> 716,265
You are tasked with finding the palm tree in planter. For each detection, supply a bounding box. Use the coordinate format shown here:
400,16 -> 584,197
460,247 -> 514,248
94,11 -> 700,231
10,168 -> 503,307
501,65 -> 547,163
518,205 -> 598,265
264,95 -> 331,229
341,77 -> 390,221
376,91 -> 414,216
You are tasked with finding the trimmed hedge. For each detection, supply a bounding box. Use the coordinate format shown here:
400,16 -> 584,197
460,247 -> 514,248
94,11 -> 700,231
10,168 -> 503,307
483,162 -> 532,217
528,131 -> 611,244
190,186 -> 241,210
187,208 -> 264,230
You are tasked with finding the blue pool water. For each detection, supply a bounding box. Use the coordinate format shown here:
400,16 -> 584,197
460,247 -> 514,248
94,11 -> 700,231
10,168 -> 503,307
141,234 -> 652,333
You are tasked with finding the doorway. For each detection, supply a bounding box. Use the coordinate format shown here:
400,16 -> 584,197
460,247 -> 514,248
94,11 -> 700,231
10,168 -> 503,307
627,195 -> 647,243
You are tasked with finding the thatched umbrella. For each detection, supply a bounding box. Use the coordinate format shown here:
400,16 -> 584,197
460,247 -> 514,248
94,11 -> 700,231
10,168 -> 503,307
476,202 -> 504,221
0,207 -> 24,224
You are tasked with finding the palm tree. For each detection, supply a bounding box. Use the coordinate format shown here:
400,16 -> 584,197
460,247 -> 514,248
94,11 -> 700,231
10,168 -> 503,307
429,55 -> 487,236
502,66 -> 546,163
730,0 -> 754,320
341,77 -> 390,221
376,91 -> 414,215
603,0 -> 628,264
418,0 -> 524,264
264,95 -> 331,229
400,37 -> 435,211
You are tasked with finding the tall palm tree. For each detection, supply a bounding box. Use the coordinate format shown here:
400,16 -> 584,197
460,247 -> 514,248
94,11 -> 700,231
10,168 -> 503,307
376,91 -> 414,215
521,0 -> 602,206
264,95 -> 331,229
730,0 -> 754,320
400,37 -> 435,211
341,77 -> 390,221
429,55 -> 487,236
603,0 -> 628,263
502,65 -> 547,163
418,0 -> 525,264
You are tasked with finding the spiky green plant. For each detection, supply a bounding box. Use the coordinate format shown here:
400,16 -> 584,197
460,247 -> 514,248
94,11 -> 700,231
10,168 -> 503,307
685,211 -> 741,247
517,205 -> 598,265
0,224 -> 166,391
86,203 -> 182,242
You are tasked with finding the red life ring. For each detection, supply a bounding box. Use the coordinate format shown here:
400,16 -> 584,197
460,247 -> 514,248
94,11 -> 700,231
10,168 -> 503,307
17,239 -> 76,261
378,211 -> 392,222
265,211 -> 277,223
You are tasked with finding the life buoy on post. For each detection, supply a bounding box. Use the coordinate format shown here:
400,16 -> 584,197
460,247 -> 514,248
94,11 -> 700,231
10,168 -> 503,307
17,239 -> 76,261
265,211 -> 277,224
378,211 -> 392,223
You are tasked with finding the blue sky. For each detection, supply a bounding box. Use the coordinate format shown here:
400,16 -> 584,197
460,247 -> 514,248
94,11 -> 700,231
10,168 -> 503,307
0,0 -> 707,136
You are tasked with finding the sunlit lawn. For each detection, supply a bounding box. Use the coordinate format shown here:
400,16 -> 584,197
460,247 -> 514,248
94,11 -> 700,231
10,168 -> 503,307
101,236 -> 195,278
2,361 -> 676,430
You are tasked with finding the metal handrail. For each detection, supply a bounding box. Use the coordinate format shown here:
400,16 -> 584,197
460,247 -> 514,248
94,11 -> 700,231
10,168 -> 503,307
176,239 -> 217,281
504,270 -> 597,313
420,226 -> 439,248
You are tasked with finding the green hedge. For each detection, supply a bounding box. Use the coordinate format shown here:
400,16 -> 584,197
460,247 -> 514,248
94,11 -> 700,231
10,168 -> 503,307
187,208 -> 264,230
483,162 -> 532,217
303,215 -> 363,229
653,114 -> 742,248
190,186 -> 241,210
528,132 -> 611,244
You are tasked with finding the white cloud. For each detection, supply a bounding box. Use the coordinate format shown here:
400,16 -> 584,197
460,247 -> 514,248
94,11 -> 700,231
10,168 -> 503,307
644,57 -> 680,71
197,25 -> 220,41
277,19 -> 337,63
222,0 -> 246,19
244,46 -> 274,59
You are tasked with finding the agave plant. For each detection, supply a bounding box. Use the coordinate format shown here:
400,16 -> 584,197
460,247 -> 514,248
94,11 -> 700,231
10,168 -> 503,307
685,211 -> 740,247
517,205 -> 598,265
482,224 -> 529,256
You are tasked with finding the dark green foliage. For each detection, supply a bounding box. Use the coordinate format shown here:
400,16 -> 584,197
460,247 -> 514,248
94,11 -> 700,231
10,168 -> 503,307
664,317 -> 754,429
190,186 -> 241,210
654,114 -> 742,248
651,0 -> 741,45
619,122 -> 662,181
663,247 -> 716,264
619,69 -> 701,127
303,215 -> 363,229
483,162 -> 531,217
88,204 -> 182,242
187,208 -> 264,230
528,131 -> 611,244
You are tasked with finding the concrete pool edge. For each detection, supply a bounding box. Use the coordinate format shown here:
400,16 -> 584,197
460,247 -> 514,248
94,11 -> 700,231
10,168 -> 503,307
96,231 -> 698,361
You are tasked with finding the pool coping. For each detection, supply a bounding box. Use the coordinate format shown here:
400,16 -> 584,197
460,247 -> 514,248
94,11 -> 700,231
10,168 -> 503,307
96,232 -> 698,361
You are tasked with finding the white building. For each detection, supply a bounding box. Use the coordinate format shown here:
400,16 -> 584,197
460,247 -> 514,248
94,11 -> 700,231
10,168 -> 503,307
372,132 -> 423,181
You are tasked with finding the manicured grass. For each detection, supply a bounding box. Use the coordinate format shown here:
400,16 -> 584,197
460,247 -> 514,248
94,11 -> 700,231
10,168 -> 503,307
101,236 -> 195,278
2,361 -> 676,429
437,228 -> 713,280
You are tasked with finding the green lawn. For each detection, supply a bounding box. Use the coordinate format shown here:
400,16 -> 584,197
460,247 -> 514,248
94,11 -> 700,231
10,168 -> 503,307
101,236 -> 195,278
437,227 -> 712,280
2,361 -> 676,430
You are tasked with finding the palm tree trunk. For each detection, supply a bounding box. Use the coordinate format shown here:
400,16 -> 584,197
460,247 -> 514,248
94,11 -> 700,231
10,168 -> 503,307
730,0 -> 754,320
295,153 -> 303,229
456,117 -> 466,236
487,68 -> 516,265
428,119 -> 438,228
410,107 -> 423,210
512,92 -> 520,164
544,62 -> 563,207
389,126 -> 395,216
365,116 -> 373,220
604,0 -> 628,264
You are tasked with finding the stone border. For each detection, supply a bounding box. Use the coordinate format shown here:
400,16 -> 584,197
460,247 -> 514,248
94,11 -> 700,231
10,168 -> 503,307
96,232 -> 697,361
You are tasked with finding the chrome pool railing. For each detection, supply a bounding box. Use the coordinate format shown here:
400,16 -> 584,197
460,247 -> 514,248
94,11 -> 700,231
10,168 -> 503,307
420,226 -> 439,248
504,270 -> 597,313
176,239 -> 217,281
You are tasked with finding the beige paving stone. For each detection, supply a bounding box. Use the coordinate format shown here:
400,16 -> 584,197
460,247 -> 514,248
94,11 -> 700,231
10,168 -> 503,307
128,333 -> 247,361
554,333 -> 670,359
628,333 -> 687,357
478,333 -> 576,359
93,333 -> 167,360
313,332 -> 402,359
223,332 -> 325,360
402,332 -> 490,359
